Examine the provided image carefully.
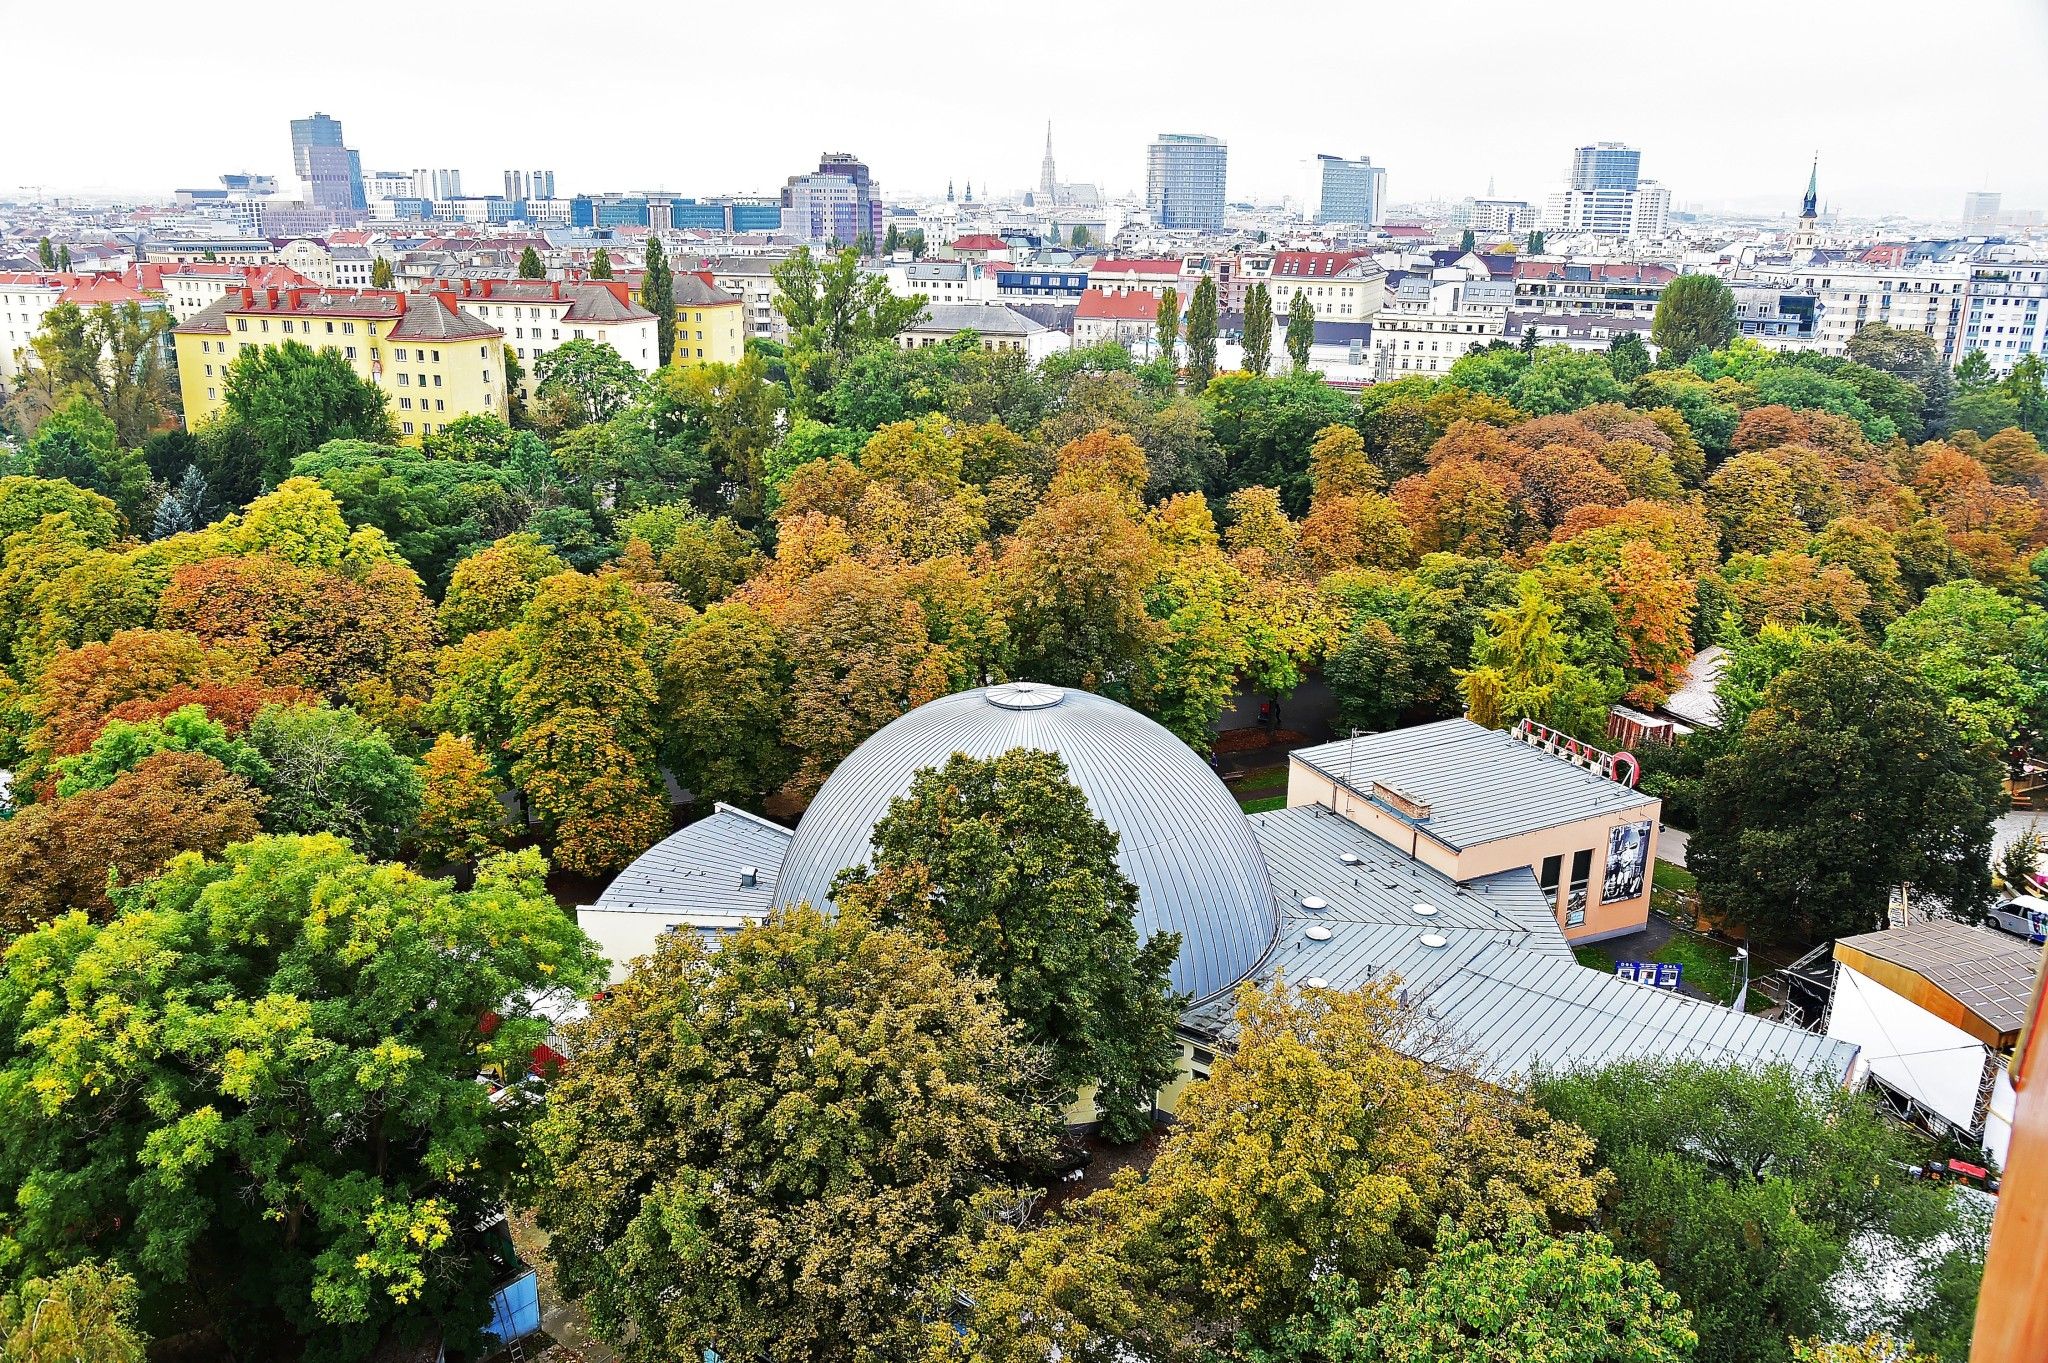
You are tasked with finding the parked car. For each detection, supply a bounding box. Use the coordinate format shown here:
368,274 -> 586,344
1988,894 -> 2048,943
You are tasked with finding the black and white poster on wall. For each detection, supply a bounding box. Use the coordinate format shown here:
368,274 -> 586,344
1604,819 -> 1653,902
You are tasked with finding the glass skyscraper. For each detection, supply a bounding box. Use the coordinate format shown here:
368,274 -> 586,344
1317,154 -> 1387,226
1570,143 -> 1641,193
290,112 -> 366,213
1146,133 -> 1227,231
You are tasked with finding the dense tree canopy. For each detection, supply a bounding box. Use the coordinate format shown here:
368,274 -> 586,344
833,749 -> 1184,1141
0,835 -> 603,1359
530,906 -> 1050,1363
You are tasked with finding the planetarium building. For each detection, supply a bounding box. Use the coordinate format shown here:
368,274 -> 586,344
583,682 -> 1859,1104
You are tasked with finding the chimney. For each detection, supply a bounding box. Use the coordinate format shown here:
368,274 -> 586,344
739,867 -> 759,889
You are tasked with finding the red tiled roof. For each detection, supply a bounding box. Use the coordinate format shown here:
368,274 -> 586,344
1090,258 -> 1183,275
1512,260 -> 1677,284
951,234 -> 1009,251
1272,251 -> 1366,277
0,272 -> 152,306
1380,225 -> 1430,238
1075,287 -> 1161,321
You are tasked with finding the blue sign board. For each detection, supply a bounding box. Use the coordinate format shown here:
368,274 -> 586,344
1615,961 -> 1683,990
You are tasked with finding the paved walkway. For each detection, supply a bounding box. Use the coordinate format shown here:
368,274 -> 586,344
1658,826 -> 1689,867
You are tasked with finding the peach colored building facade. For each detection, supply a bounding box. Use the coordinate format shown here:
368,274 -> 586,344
1285,718 -> 1660,944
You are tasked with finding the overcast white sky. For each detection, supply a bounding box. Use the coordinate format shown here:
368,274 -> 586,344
4,0 -> 2043,218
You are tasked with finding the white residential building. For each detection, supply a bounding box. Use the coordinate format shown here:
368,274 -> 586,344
1962,261 -> 2048,376
875,259 -> 998,306
1541,180 -> 1671,238
1264,251 -> 1385,323
1756,261 -> 1970,363
439,278 -> 660,403
700,256 -> 788,341
1368,272 -> 1510,380
897,302 -> 1068,361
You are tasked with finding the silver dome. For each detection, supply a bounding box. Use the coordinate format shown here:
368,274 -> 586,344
776,683 -> 1279,1002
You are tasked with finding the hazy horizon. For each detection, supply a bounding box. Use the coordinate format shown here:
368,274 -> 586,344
5,0 -> 2043,220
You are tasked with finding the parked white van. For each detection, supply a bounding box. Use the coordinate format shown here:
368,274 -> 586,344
1988,894 -> 2048,943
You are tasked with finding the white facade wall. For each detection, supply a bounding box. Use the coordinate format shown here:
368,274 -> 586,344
456,297 -> 659,400
0,281 -> 64,381
1267,268 -> 1384,322
1963,262 -> 2048,376
1763,262 -> 1970,362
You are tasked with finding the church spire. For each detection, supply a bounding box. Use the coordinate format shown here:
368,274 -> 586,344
1040,120 -> 1059,207
1802,154 -> 1819,220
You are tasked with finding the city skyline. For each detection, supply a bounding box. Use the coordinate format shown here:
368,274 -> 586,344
3,0 -> 2041,217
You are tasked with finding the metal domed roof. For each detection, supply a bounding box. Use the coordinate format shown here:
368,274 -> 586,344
776,683 -> 1280,1002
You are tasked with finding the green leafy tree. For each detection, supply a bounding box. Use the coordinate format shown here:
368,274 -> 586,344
833,749 -> 1185,1141
772,245 -> 927,410
589,246 -> 613,279
1608,330 -> 1653,383
1285,289 -> 1316,371
658,602 -> 791,806
36,236 -> 54,270
24,301 -> 176,447
532,338 -> 646,429
1651,275 -> 1738,365
369,255 -> 394,289
1265,1217 -> 1696,1363
1527,228 -> 1545,253
221,339 -> 394,486
882,224 -> 902,256
0,1261 -> 147,1363
1155,286 -> 1181,367
1459,576 -> 1624,740
1459,227 -> 1477,254
289,438 -> 527,593
25,395 -> 151,530
438,532 -> 567,638
1535,1061 -> 1963,1363
0,835 -> 603,1358
1184,275 -> 1220,389
529,906 -> 1051,1363
415,732 -> 510,868
1884,581 -> 2048,748
517,245 -> 545,279
935,981 -> 1605,1360
507,570 -> 669,874
1242,282 -> 1273,377
247,703 -> 425,860
52,703 -> 268,797
639,235 -> 675,366
1690,640 -> 2006,942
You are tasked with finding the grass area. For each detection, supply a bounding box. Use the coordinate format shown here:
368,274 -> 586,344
1650,857 -> 1699,920
1238,794 -> 1287,813
1653,859 -> 1697,892
1575,928 -> 1768,1013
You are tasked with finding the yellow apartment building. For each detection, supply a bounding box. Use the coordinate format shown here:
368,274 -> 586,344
672,272 -> 745,366
173,285 -> 506,439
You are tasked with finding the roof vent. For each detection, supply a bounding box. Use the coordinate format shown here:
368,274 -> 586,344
739,866 -> 759,889
1420,932 -> 1448,949
1300,896 -> 1328,912
985,682 -> 1065,711
1412,902 -> 1439,917
1304,924 -> 1333,942
1340,852 -> 1363,866
1302,976 -> 1330,990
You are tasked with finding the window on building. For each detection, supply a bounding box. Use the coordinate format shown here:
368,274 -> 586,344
1567,848 -> 1594,925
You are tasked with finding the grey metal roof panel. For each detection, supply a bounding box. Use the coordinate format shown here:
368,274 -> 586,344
774,684 -> 1279,1003
912,302 -> 1049,336
592,803 -> 791,918
1292,718 -> 1656,850
1834,918 -> 2038,1033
